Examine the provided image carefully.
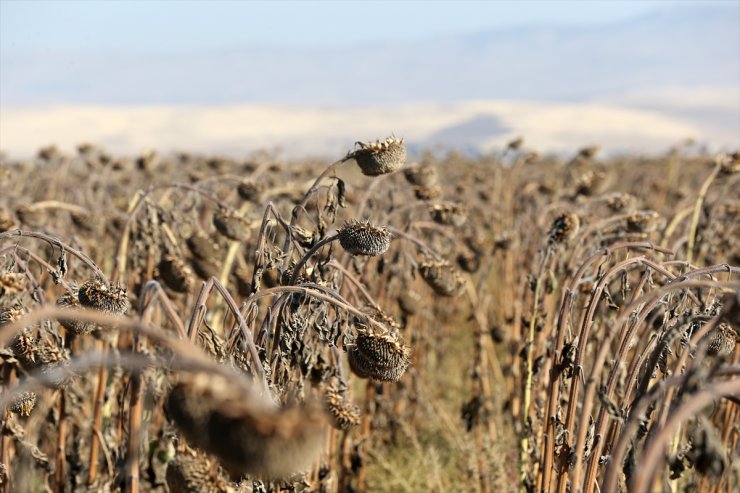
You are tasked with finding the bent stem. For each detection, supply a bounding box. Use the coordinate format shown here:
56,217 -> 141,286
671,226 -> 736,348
282,157 -> 349,266
289,233 -> 339,285
0,229 -> 105,280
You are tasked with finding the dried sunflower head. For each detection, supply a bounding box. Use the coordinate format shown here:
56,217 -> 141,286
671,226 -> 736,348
0,303 -> 26,326
419,258 -> 466,297
213,208 -> 251,241
429,202 -> 468,227
57,290 -> 95,335
237,180 -> 266,203
403,165 -> 438,187
8,391 -> 37,417
625,210 -> 661,233
0,208 -> 17,232
166,448 -> 233,493
78,278 -> 129,315
11,330 -> 73,389
718,152 -> 740,175
187,231 -> 220,260
457,250 -> 480,273
577,145 -> 600,160
414,185 -> 443,201
547,213 -> 580,245
324,383 -> 361,431
605,192 -> 636,212
0,272 -> 26,297
166,372 -> 328,480
705,322 -> 738,357
348,328 -> 411,382
574,170 -> 606,196
337,219 -> 392,256
348,137 -> 406,176
158,255 -> 195,293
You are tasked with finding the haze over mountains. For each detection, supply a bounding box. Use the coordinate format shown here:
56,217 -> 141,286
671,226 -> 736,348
1,3 -> 738,157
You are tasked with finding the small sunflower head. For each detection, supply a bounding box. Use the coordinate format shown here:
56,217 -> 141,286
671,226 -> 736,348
337,219 -> 392,256
718,152 -> 740,175
547,213 -> 580,245
0,272 -> 26,297
324,383 -> 361,431
705,322 -> 738,357
0,303 -> 25,326
8,391 -> 37,417
605,192 -> 636,212
419,258 -> 466,297
166,373 -> 328,480
429,202 -> 468,227
348,136 -> 406,176
57,290 -> 95,335
78,278 -> 129,315
11,330 -> 73,389
213,208 -> 252,241
187,231 -> 220,260
166,448 -> 231,493
403,165 -> 438,187
348,327 -> 411,382
158,255 -> 195,293
414,185 -> 443,201
625,210 -> 661,233
237,179 -> 266,203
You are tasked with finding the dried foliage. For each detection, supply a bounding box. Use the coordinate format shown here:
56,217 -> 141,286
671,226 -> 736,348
0,139 -> 738,493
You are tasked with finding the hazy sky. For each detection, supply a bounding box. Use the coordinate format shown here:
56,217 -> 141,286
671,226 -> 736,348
1,0 -> 728,55
1,0 -> 737,107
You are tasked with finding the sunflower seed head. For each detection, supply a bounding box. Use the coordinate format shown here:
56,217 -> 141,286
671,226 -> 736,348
8,391 -> 37,417
166,448 -> 233,493
348,136 -> 406,176
57,290 -> 95,335
429,202 -> 468,227
0,272 -> 27,297
187,231 -> 220,260
348,328 -> 411,382
705,322 -> 738,357
213,208 -> 251,241
78,278 -> 129,315
403,165 -> 438,187
419,258 -> 466,297
625,210 -> 661,233
548,213 -> 580,245
605,192 -> 636,212
337,219 -> 392,256
237,180 -> 266,203
166,373 -> 328,480
158,255 -> 195,293
324,384 -> 361,431
414,185 -> 443,201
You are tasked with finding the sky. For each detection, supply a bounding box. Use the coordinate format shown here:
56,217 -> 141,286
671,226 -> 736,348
1,0 -> 729,55
0,0 -> 737,156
